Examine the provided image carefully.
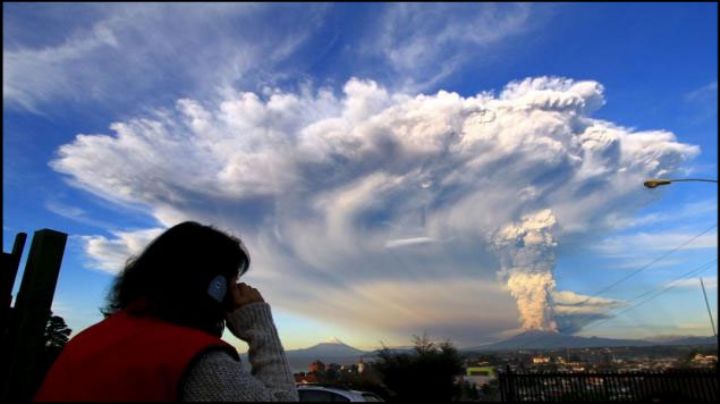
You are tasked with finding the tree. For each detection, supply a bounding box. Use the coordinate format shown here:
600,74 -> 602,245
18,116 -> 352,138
44,314 -> 71,350
373,334 -> 464,402
31,312 -> 72,397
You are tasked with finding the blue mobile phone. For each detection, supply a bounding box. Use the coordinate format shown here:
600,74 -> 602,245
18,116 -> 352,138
207,275 -> 227,304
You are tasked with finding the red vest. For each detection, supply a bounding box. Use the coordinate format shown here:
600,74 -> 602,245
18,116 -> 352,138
34,309 -> 238,402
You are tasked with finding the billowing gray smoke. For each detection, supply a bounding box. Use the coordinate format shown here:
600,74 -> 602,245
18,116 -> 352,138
52,76 -> 700,338
492,209 -> 559,331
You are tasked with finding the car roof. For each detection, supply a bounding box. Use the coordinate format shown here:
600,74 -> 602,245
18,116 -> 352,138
297,385 -> 366,397
297,385 -> 358,391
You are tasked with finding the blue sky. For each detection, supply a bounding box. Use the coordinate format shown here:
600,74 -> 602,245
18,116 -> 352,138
3,3 -> 717,350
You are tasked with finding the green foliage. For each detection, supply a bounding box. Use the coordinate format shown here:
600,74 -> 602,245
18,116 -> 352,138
373,334 -> 464,402
28,312 -> 73,400
38,312 -> 72,372
43,314 -> 71,349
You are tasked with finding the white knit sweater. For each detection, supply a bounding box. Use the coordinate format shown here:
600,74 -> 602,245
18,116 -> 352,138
180,303 -> 299,401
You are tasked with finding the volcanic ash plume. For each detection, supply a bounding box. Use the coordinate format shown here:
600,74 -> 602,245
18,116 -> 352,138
492,209 -> 559,331
505,272 -> 557,331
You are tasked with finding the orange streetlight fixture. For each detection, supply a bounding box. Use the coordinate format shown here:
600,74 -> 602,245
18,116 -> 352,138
643,178 -> 717,188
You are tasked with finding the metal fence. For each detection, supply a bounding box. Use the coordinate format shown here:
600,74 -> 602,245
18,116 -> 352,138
498,368 -> 718,402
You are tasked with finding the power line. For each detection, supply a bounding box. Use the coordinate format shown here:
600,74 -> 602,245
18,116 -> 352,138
614,259 -> 716,310
512,224 -> 717,350
665,179 -> 718,183
575,223 -> 716,308
578,258 -> 717,332
528,257 -> 717,351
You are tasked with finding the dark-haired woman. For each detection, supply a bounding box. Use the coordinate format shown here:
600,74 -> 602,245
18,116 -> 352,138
35,221 -> 298,401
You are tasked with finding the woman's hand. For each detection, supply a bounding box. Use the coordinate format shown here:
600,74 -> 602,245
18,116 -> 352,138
228,282 -> 265,311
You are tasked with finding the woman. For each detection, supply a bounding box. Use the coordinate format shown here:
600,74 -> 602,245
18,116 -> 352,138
35,221 -> 298,401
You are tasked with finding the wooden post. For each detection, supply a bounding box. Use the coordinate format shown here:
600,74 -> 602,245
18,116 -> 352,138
3,229 -> 67,402
0,233 -> 28,401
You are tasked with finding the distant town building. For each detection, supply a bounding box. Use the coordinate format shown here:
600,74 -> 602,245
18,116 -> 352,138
532,356 -> 550,364
294,372 -> 319,384
463,366 -> 496,387
357,359 -> 366,374
692,354 -> 718,365
309,360 -> 326,373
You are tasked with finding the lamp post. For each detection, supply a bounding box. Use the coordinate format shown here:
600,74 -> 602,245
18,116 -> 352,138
643,177 -> 718,340
643,178 -> 718,188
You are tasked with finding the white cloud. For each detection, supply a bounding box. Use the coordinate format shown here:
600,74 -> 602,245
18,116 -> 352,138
595,230 -> 717,257
674,321 -> 718,334
553,290 -> 623,311
54,76 -> 700,338
369,3 -> 537,92
611,258 -> 686,270
3,4 -> 327,112
82,228 -> 164,273
602,199 -> 718,230
684,81 -> 718,103
552,290 -> 624,334
3,22 -> 119,112
385,237 -> 436,249
669,276 -> 717,290
4,4 -> 551,114
682,81 -> 718,124
270,278 -> 520,347
45,200 -> 118,230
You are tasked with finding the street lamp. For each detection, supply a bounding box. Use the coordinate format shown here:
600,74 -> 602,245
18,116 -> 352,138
643,178 -> 718,188
642,176 -> 718,339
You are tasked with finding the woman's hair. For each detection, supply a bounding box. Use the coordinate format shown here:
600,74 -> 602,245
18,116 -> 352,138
102,221 -> 250,337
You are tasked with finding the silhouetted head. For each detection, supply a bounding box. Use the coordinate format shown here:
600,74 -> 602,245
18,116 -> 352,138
103,221 -> 250,337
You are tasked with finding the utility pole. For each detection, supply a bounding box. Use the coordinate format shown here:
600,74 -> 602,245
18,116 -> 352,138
699,278 -> 717,337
